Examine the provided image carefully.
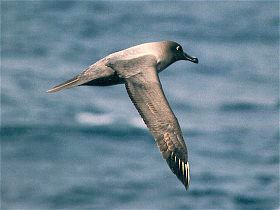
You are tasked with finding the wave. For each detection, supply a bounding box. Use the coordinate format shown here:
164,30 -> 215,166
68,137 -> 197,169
75,112 -> 114,126
219,101 -> 276,112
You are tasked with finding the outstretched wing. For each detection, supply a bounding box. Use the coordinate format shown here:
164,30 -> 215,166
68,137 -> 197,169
108,55 -> 190,190
47,59 -> 115,93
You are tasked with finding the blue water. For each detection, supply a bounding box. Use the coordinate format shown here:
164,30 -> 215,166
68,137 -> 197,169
1,1 -> 279,209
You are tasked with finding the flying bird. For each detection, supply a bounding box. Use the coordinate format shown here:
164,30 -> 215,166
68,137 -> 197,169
47,41 -> 199,190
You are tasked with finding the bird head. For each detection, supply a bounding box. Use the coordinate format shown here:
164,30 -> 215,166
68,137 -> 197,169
166,41 -> 199,64
154,41 -> 198,71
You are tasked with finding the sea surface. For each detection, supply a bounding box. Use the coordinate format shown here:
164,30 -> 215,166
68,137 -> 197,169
1,1 -> 279,209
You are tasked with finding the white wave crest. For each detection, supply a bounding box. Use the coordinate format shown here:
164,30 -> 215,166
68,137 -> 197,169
75,112 -> 114,126
129,117 -> 146,129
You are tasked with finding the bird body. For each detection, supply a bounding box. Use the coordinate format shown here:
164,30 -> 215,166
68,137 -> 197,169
47,41 -> 198,190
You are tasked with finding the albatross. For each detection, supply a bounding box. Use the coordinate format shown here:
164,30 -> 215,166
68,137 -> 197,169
47,41 -> 199,190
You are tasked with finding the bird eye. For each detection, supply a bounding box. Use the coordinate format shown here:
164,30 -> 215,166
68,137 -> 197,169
176,46 -> 182,51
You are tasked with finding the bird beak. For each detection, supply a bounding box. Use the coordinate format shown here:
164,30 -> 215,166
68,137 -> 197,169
183,52 -> 199,64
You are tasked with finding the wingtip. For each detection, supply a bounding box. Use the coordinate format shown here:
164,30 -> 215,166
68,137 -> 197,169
46,87 -> 58,93
185,161 -> 190,190
168,152 -> 190,191
46,77 -> 81,94
46,85 -> 66,93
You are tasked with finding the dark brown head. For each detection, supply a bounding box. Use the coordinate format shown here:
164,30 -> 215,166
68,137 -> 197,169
165,41 -> 199,64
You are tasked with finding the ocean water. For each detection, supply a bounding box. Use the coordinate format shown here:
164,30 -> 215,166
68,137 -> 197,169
1,1 -> 279,209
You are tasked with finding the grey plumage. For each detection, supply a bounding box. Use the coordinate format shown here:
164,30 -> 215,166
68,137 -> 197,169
47,41 -> 198,190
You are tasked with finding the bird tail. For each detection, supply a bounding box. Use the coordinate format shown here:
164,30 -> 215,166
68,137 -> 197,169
46,76 -> 84,93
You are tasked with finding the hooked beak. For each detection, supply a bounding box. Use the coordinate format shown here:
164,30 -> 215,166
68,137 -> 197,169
183,52 -> 199,64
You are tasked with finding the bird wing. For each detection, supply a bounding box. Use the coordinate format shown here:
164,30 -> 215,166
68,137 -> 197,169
107,55 -> 190,190
47,59 -> 115,93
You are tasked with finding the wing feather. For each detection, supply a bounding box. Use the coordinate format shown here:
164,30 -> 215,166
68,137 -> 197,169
110,55 -> 190,190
